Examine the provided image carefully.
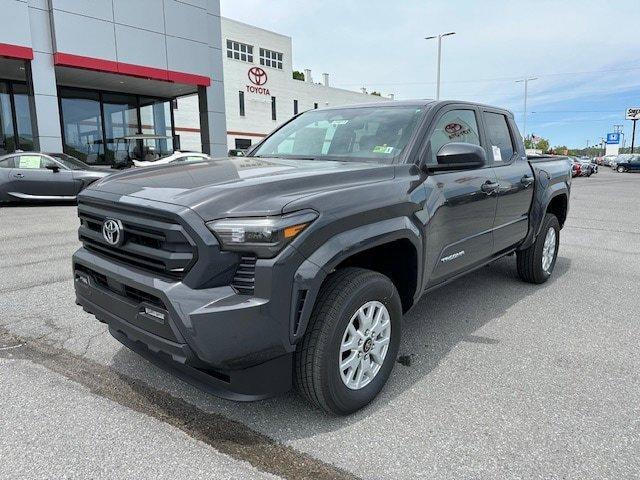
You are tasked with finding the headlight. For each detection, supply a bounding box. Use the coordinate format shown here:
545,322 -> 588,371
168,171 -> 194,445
206,210 -> 318,258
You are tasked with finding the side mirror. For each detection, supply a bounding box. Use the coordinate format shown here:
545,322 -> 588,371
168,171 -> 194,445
46,164 -> 60,173
427,142 -> 487,172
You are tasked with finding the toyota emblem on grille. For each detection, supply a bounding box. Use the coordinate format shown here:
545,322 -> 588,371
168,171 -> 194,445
102,218 -> 123,246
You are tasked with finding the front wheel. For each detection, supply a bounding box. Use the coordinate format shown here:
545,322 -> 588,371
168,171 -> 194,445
617,166 -> 626,173
294,268 -> 402,415
516,213 -> 560,284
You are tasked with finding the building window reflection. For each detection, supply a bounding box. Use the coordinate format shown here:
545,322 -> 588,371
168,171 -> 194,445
0,80 -> 35,154
59,88 -> 104,164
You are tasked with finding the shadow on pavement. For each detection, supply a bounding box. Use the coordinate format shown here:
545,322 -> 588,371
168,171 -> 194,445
109,254 -> 571,440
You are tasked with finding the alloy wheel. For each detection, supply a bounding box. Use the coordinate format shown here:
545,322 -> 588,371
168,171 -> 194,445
339,301 -> 391,390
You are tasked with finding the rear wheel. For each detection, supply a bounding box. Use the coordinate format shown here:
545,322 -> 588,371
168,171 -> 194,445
294,268 -> 402,415
516,213 -> 560,284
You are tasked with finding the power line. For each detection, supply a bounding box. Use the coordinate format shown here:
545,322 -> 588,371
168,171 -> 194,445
334,65 -> 640,88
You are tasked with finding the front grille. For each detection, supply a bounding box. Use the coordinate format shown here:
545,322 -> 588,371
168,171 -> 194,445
231,255 -> 257,295
78,200 -> 195,280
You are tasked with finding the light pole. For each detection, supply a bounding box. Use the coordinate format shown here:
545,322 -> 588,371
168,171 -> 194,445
515,77 -> 537,140
425,32 -> 455,100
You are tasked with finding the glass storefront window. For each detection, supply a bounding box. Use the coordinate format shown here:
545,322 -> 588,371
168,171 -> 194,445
0,82 -> 15,154
12,83 -> 34,151
139,97 -> 174,158
59,88 -> 104,164
0,80 -> 35,155
103,93 -> 139,163
59,87 -> 176,166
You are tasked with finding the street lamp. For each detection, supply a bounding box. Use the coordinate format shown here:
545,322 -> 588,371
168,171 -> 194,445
425,32 -> 456,100
515,77 -> 537,140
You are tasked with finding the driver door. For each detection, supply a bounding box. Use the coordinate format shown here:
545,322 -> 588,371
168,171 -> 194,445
11,154 -> 76,198
419,105 -> 498,288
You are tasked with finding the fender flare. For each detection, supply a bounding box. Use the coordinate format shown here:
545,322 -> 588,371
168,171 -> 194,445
519,184 -> 569,251
288,216 -> 422,344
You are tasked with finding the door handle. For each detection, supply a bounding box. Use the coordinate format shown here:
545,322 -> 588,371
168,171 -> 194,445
481,181 -> 500,194
12,173 -> 25,179
521,175 -> 534,187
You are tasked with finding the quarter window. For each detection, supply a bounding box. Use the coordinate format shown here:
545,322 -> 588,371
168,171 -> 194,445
259,48 -> 283,69
483,112 -> 515,162
0,156 -> 15,168
429,109 -> 481,164
227,40 -> 254,62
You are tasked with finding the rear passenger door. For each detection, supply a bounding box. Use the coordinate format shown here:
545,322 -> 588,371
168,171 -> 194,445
481,110 -> 534,253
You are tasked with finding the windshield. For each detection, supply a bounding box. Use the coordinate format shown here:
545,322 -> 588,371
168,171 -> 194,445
251,106 -> 424,163
50,154 -> 87,170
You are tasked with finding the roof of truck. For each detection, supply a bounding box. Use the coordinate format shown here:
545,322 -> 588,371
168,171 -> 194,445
319,99 -> 514,117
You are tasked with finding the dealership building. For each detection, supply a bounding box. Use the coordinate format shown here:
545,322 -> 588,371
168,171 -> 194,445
0,0 -> 227,163
0,1 -> 389,162
175,17 -> 390,152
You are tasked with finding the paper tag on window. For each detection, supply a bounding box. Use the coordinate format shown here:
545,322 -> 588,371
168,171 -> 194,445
492,145 -> 502,162
373,145 -> 394,154
19,156 -> 41,169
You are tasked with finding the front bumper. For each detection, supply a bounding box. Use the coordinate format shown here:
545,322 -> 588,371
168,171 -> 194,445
73,246 -> 306,400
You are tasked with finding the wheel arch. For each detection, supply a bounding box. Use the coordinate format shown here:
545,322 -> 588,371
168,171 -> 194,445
289,217 -> 422,344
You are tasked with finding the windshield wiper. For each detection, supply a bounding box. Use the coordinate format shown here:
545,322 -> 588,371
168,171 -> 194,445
253,154 -> 317,161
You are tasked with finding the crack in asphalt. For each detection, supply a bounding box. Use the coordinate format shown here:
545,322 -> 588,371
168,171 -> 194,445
0,276 -> 74,295
0,327 -> 359,480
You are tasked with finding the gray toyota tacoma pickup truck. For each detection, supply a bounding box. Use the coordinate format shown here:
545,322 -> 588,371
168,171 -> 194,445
73,100 -> 571,415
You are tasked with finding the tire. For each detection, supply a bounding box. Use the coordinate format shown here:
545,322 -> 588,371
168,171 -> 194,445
617,166 -> 625,173
516,213 -> 560,284
294,267 -> 402,415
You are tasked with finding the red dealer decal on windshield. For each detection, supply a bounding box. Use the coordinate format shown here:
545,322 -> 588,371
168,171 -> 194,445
248,67 -> 268,86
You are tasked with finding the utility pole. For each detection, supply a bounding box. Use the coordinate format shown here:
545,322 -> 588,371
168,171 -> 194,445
425,32 -> 456,100
515,77 -> 538,140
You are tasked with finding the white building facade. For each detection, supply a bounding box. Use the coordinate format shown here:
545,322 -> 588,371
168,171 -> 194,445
175,17 -> 389,152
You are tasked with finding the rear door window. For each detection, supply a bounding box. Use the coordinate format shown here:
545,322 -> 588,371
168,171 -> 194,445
429,109 -> 481,164
483,112 -> 515,163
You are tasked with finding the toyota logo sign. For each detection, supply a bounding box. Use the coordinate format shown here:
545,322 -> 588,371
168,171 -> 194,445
102,218 -> 123,246
248,67 -> 268,86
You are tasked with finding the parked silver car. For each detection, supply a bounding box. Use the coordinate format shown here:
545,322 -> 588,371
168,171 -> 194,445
0,152 -> 112,203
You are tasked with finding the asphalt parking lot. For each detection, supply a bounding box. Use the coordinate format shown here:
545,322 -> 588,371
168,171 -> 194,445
1,168 -> 639,480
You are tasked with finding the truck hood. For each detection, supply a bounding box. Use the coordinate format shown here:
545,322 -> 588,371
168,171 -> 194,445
88,157 -> 394,220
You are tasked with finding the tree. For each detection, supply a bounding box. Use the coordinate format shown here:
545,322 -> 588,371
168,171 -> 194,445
552,145 -> 569,155
524,136 -> 550,152
370,91 -> 381,96
536,138 -> 550,153
292,70 -> 305,81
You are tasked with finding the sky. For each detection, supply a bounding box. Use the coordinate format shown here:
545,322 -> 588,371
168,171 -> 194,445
220,0 -> 640,149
